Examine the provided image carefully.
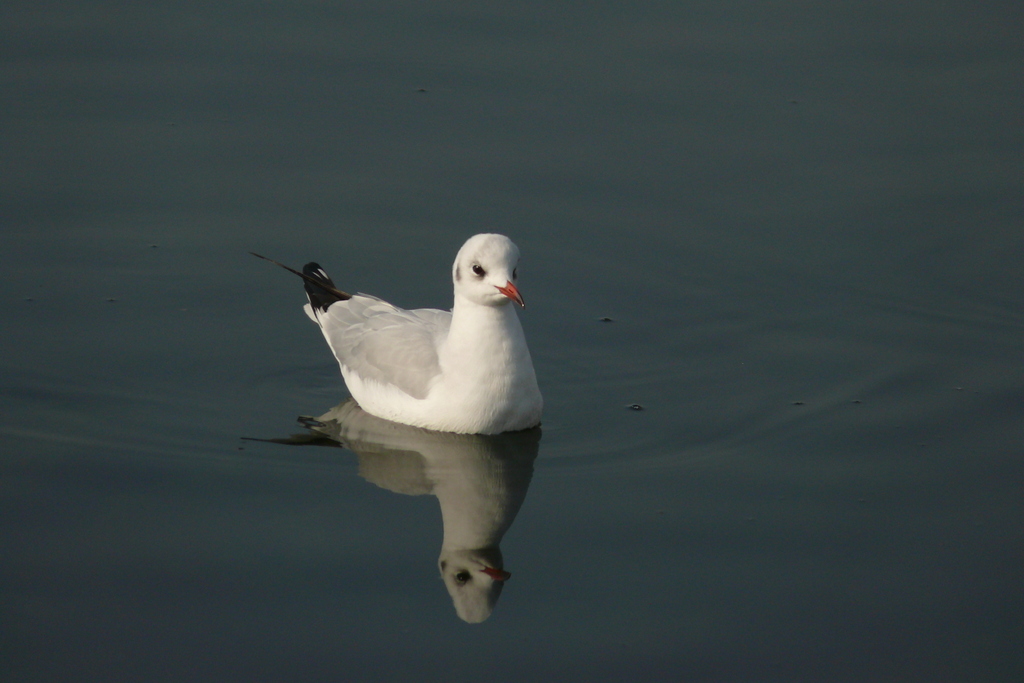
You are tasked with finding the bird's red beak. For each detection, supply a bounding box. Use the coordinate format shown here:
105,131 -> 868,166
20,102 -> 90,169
481,566 -> 511,581
496,281 -> 525,308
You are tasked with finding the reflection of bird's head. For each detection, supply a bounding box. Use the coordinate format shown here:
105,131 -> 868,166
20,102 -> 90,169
439,548 -> 510,623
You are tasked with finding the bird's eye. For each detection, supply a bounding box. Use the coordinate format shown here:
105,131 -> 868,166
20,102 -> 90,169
512,268 -> 518,280
455,571 -> 471,584
471,264 -> 485,277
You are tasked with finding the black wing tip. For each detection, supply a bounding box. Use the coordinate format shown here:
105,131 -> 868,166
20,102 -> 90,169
302,262 -> 350,311
250,252 -> 352,307
302,262 -> 332,283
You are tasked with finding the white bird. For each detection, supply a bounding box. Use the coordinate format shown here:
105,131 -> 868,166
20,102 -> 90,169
253,234 -> 543,434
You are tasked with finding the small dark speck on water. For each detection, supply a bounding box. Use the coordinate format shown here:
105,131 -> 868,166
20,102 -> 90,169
599,317 -> 614,322
149,244 -> 159,248
416,88 -> 428,93
792,401 -> 805,406
24,298 -> 34,302
852,400 -> 862,404
628,404 -> 644,411
106,298 -> 117,302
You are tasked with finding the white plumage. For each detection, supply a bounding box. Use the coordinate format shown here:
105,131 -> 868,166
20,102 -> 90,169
297,234 -> 542,434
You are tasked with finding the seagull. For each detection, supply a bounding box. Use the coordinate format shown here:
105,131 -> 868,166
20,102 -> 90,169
252,234 -> 543,434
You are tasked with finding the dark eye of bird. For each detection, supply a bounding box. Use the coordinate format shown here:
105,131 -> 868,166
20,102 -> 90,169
471,264 -> 485,277
455,571 -> 471,583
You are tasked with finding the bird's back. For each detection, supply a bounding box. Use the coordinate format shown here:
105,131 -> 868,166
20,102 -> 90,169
306,294 -> 451,401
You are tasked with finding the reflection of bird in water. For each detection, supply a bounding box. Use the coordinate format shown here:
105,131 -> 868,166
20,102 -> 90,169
252,233 -> 542,434
285,400 -> 539,623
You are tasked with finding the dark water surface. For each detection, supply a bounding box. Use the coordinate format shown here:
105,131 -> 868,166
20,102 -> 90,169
2,2 -> 1022,680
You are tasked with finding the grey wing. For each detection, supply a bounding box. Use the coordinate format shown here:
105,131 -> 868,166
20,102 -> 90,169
313,294 -> 452,400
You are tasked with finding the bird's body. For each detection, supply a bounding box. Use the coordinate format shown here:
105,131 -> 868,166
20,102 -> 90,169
261,234 -> 542,435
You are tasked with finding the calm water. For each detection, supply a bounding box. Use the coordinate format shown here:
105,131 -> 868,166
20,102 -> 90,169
2,2 -> 1022,680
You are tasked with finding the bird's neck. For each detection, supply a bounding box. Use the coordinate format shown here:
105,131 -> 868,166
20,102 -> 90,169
430,452 -> 530,550
434,472 -> 514,550
443,295 -> 526,365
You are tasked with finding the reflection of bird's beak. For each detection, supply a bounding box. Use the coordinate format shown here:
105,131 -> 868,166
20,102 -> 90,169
496,281 -> 525,308
481,566 -> 511,581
